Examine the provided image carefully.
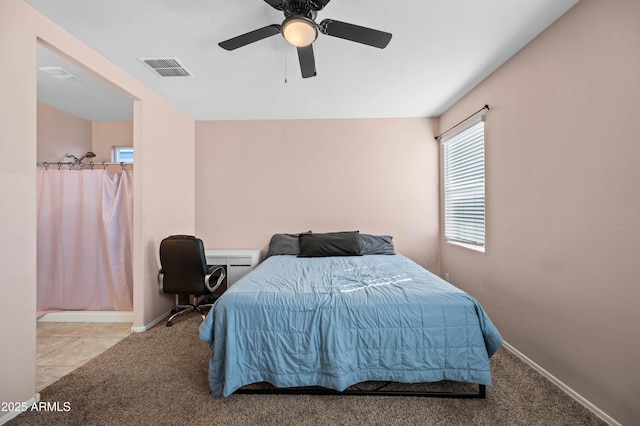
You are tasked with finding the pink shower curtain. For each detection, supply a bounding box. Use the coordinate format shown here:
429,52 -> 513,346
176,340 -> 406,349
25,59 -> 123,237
37,169 -> 133,314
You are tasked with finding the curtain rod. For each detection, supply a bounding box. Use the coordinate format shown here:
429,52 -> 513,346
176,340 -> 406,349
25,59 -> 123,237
434,104 -> 490,141
37,161 -> 132,170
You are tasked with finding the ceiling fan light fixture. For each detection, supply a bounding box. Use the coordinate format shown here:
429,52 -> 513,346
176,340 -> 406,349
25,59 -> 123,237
281,15 -> 317,47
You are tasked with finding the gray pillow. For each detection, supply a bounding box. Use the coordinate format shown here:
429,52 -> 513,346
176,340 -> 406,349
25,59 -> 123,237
359,234 -> 395,255
298,231 -> 362,257
266,232 -> 310,257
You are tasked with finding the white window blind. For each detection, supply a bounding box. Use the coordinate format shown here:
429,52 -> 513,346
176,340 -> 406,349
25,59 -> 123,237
112,146 -> 134,163
443,119 -> 485,248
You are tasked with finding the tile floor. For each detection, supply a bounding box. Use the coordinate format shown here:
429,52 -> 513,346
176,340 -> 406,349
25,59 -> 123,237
36,322 -> 131,391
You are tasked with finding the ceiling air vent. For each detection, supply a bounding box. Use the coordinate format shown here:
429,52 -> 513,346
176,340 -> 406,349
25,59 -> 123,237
138,57 -> 193,77
39,66 -> 83,82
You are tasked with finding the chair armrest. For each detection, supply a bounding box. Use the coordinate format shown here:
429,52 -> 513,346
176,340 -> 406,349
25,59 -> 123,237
158,269 -> 165,293
204,266 -> 226,293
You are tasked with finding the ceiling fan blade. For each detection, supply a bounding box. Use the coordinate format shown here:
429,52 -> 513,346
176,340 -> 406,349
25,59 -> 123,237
309,0 -> 331,10
320,19 -> 392,49
219,25 -> 281,51
263,0 -> 285,11
297,45 -> 317,78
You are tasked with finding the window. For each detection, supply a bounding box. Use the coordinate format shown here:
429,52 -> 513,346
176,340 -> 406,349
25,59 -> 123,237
443,119 -> 485,249
112,146 -> 134,163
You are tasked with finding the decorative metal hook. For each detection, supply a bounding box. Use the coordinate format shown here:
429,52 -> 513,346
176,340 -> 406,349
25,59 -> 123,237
102,161 -> 107,170
42,161 -> 49,171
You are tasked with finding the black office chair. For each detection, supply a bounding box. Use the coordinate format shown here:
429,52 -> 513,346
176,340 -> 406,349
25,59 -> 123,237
158,235 -> 226,327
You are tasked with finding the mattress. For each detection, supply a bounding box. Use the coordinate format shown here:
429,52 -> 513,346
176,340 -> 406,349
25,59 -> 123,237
199,254 -> 502,396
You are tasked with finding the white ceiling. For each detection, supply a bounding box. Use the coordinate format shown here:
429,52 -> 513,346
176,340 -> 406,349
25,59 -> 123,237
37,45 -> 133,121
28,0 -> 579,121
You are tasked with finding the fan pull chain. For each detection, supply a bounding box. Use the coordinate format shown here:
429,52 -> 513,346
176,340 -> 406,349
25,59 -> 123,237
284,46 -> 288,83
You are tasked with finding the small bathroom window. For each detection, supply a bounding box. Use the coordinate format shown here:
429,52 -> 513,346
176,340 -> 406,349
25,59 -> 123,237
112,146 -> 134,163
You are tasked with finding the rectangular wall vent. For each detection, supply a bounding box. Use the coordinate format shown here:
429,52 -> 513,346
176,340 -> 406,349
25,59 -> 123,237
39,66 -> 83,82
138,57 -> 193,77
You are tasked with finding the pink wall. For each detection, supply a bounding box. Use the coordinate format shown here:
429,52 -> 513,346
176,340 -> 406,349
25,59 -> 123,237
133,100 -> 195,328
37,101 -> 134,168
37,101 -> 92,163
0,0 -> 195,417
195,118 -> 440,272
439,0 -> 640,423
0,1 -> 39,412
92,121 -> 133,164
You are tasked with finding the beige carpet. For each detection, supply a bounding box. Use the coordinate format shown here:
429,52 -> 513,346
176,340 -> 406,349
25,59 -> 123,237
10,313 -> 605,425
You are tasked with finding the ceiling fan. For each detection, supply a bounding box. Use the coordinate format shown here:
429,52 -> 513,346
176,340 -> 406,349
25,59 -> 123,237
218,0 -> 392,78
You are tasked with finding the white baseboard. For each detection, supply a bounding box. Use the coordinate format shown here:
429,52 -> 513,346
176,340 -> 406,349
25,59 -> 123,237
37,310 -> 172,333
0,393 -> 40,425
131,311 -> 169,333
38,311 -> 133,323
502,342 -> 620,426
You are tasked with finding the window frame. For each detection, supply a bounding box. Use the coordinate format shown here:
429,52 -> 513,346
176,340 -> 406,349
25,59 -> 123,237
112,146 -> 134,163
441,117 -> 486,252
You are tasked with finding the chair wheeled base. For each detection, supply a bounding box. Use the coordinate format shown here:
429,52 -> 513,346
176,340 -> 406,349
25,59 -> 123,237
165,294 -> 215,326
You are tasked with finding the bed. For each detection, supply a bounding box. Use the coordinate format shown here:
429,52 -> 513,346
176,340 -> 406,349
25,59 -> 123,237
199,232 -> 502,397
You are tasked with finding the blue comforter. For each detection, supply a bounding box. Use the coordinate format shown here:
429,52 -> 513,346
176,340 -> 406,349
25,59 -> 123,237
199,254 -> 502,396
